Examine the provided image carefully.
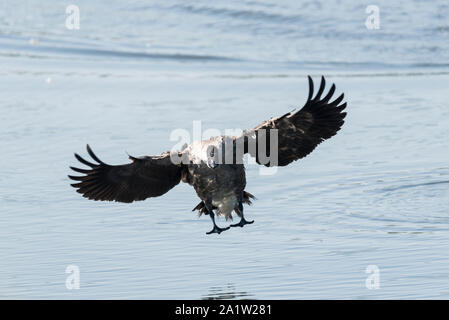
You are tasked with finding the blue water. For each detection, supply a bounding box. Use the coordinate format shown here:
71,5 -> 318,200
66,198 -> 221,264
1,0 -> 449,299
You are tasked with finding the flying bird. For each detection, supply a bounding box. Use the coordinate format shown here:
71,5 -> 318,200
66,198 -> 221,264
69,76 -> 347,234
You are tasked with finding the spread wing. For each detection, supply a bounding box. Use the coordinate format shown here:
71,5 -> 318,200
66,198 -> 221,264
236,76 -> 347,167
69,145 -> 182,203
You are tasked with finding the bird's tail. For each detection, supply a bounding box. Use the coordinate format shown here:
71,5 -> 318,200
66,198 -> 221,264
192,192 -> 256,217
242,191 -> 256,205
192,201 -> 208,217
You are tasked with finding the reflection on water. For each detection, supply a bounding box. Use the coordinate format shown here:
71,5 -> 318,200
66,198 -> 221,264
202,283 -> 253,300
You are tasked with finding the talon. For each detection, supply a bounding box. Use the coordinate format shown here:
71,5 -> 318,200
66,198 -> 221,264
206,225 -> 230,235
230,218 -> 254,228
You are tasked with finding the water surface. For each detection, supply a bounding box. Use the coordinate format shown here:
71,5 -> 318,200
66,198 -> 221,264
1,0 -> 449,299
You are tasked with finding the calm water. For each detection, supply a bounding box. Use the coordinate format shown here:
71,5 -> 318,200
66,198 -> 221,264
1,0 -> 449,299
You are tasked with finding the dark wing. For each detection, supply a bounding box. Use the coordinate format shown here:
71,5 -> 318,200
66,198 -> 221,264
68,145 -> 182,203
236,76 -> 347,167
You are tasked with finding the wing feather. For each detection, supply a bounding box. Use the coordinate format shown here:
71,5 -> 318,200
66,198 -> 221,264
69,145 -> 182,203
236,76 -> 347,167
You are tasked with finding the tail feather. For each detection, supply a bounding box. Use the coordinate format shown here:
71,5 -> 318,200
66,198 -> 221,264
243,191 -> 256,205
192,201 -> 208,217
192,192 -> 256,217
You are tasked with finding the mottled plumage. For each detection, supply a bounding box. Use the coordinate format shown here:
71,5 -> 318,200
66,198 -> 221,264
69,76 -> 347,234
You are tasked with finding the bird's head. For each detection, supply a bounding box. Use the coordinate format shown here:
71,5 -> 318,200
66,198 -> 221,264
206,145 -> 219,169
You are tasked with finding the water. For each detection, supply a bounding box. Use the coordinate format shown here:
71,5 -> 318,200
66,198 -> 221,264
0,0 -> 448,299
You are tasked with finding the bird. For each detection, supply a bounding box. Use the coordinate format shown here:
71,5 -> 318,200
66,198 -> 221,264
69,76 -> 347,235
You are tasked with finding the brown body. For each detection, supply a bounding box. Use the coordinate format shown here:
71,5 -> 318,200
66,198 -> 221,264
183,162 -> 246,219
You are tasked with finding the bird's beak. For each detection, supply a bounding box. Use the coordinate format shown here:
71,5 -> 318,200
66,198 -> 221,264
207,159 -> 218,169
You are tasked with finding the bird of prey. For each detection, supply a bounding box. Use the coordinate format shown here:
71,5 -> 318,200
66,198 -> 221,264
69,76 -> 347,235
